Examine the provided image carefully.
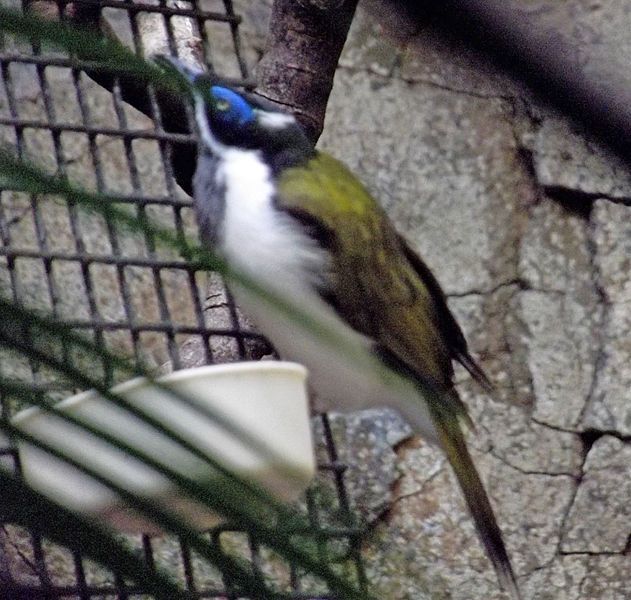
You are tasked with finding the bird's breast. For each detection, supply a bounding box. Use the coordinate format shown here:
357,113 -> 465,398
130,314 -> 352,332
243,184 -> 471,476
212,148 -> 328,293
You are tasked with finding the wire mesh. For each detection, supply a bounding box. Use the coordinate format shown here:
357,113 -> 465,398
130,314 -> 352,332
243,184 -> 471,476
0,1 -> 368,597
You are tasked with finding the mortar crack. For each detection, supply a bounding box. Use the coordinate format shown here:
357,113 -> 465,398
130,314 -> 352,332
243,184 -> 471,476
0,526 -> 39,577
398,76 -> 517,101
369,461 -> 445,529
576,571 -> 589,600
575,210 -> 609,429
554,447 -> 586,559
560,549 -> 626,557
580,428 -> 631,446
0,204 -> 30,229
530,417 -> 578,435
445,278 -> 526,299
390,468 -> 444,507
336,64 -> 519,102
544,184 -> 631,209
204,301 -> 230,310
487,447 -> 576,478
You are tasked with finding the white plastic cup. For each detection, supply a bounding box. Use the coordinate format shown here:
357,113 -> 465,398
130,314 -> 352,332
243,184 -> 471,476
11,361 -> 315,532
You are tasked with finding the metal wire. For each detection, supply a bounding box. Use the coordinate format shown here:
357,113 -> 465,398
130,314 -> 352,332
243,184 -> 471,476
0,1 -> 368,598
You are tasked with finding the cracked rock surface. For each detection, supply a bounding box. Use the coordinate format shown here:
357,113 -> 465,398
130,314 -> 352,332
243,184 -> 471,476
584,200 -> 631,436
561,435 -> 631,554
315,2 -> 631,598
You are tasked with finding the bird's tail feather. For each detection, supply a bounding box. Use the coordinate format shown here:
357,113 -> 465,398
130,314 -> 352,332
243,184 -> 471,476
428,397 -> 521,600
458,351 -> 494,394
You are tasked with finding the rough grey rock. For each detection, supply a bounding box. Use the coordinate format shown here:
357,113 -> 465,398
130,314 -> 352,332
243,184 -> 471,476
363,438 -> 575,599
518,200 -> 602,430
312,409 -> 411,524
318,2 -> 631,597
513,0 -> 631,200
522,553 -> 631,600
583,200 -> 631,435
337,6 -> 402,77
561,435 -> 631,554
319,70 -> 532,297
231,0 -> 272,64
530,116 -> 631,199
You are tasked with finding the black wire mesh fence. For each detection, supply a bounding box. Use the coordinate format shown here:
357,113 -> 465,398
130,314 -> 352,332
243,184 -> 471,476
0,1 -> 368,597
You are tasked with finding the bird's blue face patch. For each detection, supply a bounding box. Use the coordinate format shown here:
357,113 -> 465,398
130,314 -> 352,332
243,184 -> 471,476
210,86 -> 255,126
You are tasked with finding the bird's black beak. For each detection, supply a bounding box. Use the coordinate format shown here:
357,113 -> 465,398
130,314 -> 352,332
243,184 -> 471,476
156,55 -> 200,83
153,54 -> 205,98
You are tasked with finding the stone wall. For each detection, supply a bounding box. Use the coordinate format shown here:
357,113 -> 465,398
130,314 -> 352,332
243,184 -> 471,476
313,2 -> 631,598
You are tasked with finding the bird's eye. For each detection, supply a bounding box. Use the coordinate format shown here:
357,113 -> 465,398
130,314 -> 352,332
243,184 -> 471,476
216,99 -> 230,112
209,86 -> 254,124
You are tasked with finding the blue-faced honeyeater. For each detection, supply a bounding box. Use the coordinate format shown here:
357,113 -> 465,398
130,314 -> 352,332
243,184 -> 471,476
160,57 -> 520,599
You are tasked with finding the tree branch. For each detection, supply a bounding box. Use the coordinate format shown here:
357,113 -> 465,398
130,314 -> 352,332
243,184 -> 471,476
255,0 -> 359,143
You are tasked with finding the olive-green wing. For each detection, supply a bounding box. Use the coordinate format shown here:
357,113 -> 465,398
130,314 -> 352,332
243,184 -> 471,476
398,236 -> 493,391
277,151 -> 456,391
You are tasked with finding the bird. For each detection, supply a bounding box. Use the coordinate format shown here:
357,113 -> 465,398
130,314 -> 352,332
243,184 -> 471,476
158,56 -> 521,599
